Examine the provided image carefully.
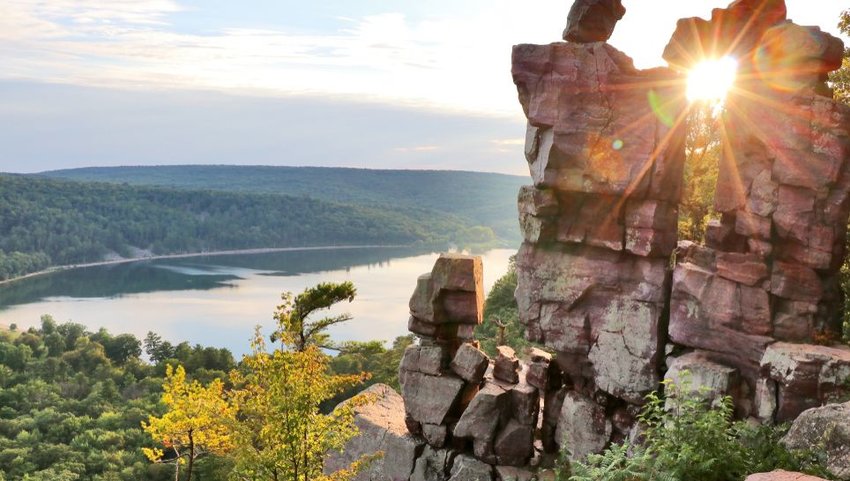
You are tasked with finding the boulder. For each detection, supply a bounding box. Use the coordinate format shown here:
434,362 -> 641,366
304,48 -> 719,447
496,465 -> 536,481
783,402 -> 850,480
451,343 -> 489,384
757,23 -> 845,92
662,0 -> 786,69
563,0 -> 626,43
555,391 -> 612,461
448,454 -> 494,481
402,372 -> 465,425
494,419 -> 534,466
510,380 -> 539,426
454,383 -> 510,447
664,351 -> 738,403
494,346 -> 520,384
422,423 -> 448,448
760,343 -> 850,421
745,471 -> 831,481
324,384 -> 423,481
409,254 -> 484,327
410,446 -> 451,481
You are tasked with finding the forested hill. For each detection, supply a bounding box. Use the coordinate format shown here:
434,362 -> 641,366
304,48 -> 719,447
0,174 -> 492,281
41,165 -> 528,241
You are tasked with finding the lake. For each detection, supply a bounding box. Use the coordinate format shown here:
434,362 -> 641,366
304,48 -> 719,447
0,247 -> 515,357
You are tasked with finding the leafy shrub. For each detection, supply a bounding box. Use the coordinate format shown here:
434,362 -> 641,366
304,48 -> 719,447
563,379 -> 831,481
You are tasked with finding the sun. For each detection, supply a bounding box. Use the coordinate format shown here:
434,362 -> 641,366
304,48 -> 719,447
687,56 -> 738,102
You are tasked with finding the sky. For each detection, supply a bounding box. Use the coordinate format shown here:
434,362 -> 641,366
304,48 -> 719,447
0,0 -> 847,175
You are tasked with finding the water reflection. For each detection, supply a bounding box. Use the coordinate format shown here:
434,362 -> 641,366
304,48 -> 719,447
0,247 -> 515,358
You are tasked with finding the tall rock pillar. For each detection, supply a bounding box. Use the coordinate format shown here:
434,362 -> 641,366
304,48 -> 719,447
511,3 -> 688,457
664,0 -> 850,423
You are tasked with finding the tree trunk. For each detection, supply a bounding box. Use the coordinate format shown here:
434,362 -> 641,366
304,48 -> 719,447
186,429 -> 195,481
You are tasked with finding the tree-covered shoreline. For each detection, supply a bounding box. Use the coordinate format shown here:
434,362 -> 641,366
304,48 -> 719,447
0,173 -> 504,281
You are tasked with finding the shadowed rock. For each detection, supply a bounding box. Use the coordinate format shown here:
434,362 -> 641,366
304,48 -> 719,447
563,0 -> 626,43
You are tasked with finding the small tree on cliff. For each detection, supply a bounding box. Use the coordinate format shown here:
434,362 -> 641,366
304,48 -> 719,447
271,281 -> 357,352
228,330 -> 373,481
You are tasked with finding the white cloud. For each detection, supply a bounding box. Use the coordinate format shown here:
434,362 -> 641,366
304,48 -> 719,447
0,1 -> 845,117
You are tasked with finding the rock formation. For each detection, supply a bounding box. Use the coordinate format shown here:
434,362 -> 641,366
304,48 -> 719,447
745,472 -> 831,481
328,0 -> 850,478
783,401 -> 850,480
511,0 -> 850,462
563,0 -> 625,43
664,0 -> 850,424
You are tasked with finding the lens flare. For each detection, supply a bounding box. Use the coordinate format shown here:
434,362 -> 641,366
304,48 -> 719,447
687,56 -> 738,102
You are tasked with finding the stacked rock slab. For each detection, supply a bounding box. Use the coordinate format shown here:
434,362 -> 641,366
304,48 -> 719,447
399,254 -> 548,478
511,1 -> 687,458
664,0 -> 850,423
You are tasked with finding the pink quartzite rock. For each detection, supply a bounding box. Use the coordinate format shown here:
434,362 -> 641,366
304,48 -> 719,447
494,346 -> 520,384
759,343 -> 850,422
555,391 -> 612,461
453,383 -> 511,454
401,371 -> 465,426
512,42 -> 686,200
325,384 -> 423,481
409,254 -> 484,330
451,343 -> 490,384
783,402 -> 850,480
563,0 -> 625,43
663,0 -> 787,70
494,419 -> 534,466
745,471 -> 830,481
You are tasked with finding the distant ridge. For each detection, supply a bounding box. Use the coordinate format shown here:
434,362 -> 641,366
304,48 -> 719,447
41,165 -> 528,241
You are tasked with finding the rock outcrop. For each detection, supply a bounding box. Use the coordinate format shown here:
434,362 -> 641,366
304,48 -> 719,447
328,0 -> 850,477
745,471 -> 831,481
510,0 -> 850,461
512,8 -> 686,454
664,0 -> 850,423
563,0 -> 625,43
324,384 -> 423,481
783,401 -> 850,480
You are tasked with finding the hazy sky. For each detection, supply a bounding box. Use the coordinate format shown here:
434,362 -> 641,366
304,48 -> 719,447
1,1 -> 847,174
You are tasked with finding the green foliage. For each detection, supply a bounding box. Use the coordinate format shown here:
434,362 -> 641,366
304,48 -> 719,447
326,335 -> 414,409
0,321 -> 236,481
475,256 -> 528,357
0,173 -> 495,281
272,281 -> 357,352
829,10 -> 850,104
678,104 -> 721,242
565,380 -> 830,481
142,365 -> 235,481
42,165 -> 527,243
227,335 -> 370,481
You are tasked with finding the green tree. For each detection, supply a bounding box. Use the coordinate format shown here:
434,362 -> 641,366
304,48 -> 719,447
228,333 -> 370,481
142,365 -> 235,481
829,10 -> 850,103
475,256 -> 528,356
678,102 -> 721,242
271,282 -> 357,352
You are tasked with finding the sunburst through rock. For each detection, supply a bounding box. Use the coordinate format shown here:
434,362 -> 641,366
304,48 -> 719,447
687,56 -> 738,102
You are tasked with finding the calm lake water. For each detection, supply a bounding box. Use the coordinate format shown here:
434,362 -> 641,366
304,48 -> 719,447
0,247 -> 515,357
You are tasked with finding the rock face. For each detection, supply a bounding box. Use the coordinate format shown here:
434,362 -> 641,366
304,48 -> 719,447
512,23 -> 686,455
330,1 -> 850,478
509,0 -> 850,463
665,0 -> 850,424
324,384 -> 423,481
783,401 -> 850,480
563,0 -> 625,43
399,254 -> 542,472
745,471 -> 831,481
